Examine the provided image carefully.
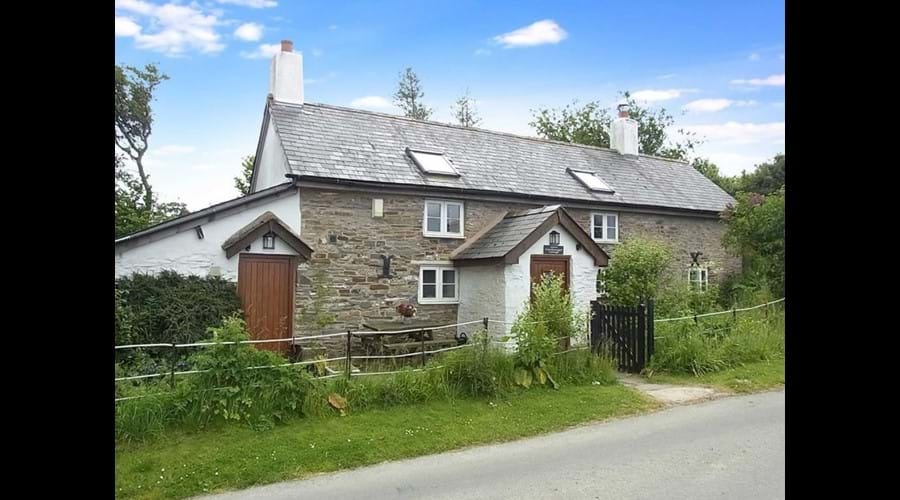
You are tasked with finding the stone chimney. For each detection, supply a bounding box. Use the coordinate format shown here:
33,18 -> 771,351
268,39 -> 303,105
610,102 -> 638,156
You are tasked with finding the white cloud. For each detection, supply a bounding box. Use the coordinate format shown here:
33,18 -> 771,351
115,0 -> 225,56
683,99 -> 757,113
190,164 -> 217,172
474,48 -> 491,56
630,89 -> 693,102
684,121 -> 785,144
115,16 -> 141,37
233,22 -> 263,41
155,145 -> 197,156
304,72 -> 337,85
350,96 -> 391,109
216,0 -> 277,7
240,43 -> 281,59
749,52 -> 761,61
328,24 -> 339,30
493,19 -> 568,48
730,74 -> 785,86
657,73 -> 677,80
311,48 -> 323,57
702,152 -> 772,176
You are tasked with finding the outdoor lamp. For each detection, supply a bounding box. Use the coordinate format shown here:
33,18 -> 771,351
263,231 -> 276,249
549,231 -> 560,245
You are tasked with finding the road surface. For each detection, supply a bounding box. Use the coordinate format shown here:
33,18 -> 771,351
197,389 -> 785,500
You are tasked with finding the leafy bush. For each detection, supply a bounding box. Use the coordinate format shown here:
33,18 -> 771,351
510,273 -> 587,389
116,271 -> 242,346
656,282 -> 721,318
721,188 -> 785,296
548,349 -> 617,385
603,237 -> 673,305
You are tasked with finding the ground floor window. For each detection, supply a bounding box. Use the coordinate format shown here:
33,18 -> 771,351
688,266 -> 709,292
419,266 -> 458,304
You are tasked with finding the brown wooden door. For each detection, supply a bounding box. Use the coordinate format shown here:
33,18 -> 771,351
237,254 -> 296,353
530,255 -> 571,349
530,255 -> 570,292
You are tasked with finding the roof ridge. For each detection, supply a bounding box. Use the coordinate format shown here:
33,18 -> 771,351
273,100 -> 689,165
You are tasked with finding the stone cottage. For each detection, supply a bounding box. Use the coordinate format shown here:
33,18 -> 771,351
115,40 -> 739,351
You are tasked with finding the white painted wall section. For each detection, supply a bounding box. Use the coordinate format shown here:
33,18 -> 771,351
254,116 -> 292,192
456,264 -> 505,338
503,223 -> 599,344
115,188 -> 301,281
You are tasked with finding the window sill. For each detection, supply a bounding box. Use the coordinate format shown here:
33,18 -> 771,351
593,239 -> 619,244
423,232 -> 465,239
417,299 -> 460,305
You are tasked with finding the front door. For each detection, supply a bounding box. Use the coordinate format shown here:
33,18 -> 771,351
237,254 -> 296,353
530,255 -> 571,349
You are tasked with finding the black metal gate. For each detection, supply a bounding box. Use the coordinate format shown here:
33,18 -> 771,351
590,300 -> 654,373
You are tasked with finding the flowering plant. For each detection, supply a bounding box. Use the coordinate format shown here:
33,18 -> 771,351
396,303 -> 417,318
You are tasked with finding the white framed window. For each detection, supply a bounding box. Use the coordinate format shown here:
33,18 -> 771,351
423,200 -> 464,238
591,213 -> 619,243
596,267 -> 607,297
419,266 -> 459,304
688,266 -> 709,292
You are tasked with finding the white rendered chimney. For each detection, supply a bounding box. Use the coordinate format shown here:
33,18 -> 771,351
269,40 -> 303,105
610,102 -> 639,156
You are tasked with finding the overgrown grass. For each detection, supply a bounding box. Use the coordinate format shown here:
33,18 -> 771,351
648,305 -> 784,377
645,358 -> 784,393
116,383 -> 655,500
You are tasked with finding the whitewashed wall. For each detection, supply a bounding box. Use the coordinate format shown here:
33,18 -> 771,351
456,264 -> 505,338
115,188 -> 301,281
253,116 -> 292,192
503,224 -> 599,344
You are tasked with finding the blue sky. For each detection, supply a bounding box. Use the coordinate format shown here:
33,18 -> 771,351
115,0 -> 785,210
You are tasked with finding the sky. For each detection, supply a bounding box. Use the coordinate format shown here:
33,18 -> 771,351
115,0 -> 785,211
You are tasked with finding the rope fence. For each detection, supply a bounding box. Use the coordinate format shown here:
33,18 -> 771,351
116,298 -> 784,402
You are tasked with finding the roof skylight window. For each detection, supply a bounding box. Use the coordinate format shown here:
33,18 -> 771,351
407,148 -> 460,176
569,169 -> 614,193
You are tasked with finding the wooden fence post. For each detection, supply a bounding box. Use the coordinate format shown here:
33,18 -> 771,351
345,330 -> 353,380
637,301 -> 646,373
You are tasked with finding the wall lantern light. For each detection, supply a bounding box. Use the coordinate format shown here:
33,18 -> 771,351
195,226 -> 204,239
549,231 -> 560,245
263,231 -> 276,249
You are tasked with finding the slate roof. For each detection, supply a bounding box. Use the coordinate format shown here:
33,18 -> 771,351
454,206 -> 559,260
268,100 -> 735,213
451,205 -> 609,266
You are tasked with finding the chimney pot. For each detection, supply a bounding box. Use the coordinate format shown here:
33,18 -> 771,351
617,103 -> 630,118
269,41 -> 304,105
281,40 -> 293,52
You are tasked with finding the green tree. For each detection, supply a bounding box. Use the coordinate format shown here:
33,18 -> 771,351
529,91 -> 699,160
721,189 -> 785,295
452,89 -> 481,127
115,63 -> 169,208
691,158 -> 738,195
115,153 -> 188,238
736,154 -> 784,195
602,237 -> 673,305
394,67 -> 433,120
234,155 -> 256,196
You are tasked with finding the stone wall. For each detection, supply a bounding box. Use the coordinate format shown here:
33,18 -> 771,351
293,187 -> 740,344
565,209 -> 741,284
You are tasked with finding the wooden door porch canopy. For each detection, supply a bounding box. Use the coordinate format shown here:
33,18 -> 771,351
222,211 -> 313,259
450,205 -> 609,267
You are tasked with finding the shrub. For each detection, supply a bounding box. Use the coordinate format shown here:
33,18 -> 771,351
116,271 -> 242,346
511,273 -> 587,388
183,315 -> 313,429
603,237 -> 673,306
656,282 -> 721,318
548,349 -> 617,385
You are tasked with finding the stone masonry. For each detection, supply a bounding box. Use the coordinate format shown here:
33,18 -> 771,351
293,187 -> 740,347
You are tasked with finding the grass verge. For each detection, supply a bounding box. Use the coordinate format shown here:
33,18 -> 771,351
644,357 -> 784,393
116,383 -> 654,499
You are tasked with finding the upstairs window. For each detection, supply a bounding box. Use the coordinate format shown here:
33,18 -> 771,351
407,148 -> 460,176
688,266 -> 709,292
569,169 -> 614,193
423,200 -> 464,238
591,213 -> 619,243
